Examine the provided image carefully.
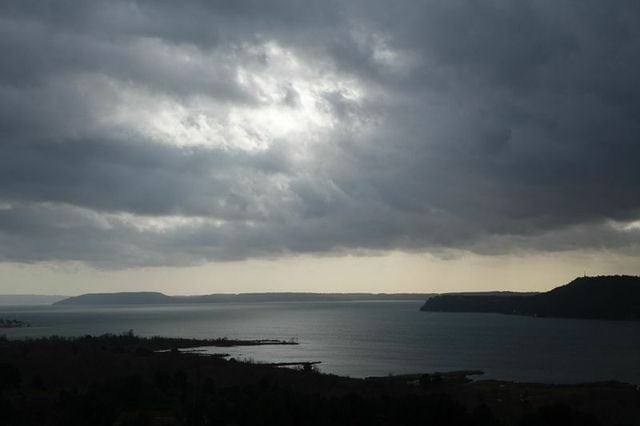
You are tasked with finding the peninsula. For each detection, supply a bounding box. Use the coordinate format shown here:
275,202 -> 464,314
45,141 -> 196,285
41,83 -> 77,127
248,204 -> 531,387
1,333 -> 637,425
421,275 -> 640,320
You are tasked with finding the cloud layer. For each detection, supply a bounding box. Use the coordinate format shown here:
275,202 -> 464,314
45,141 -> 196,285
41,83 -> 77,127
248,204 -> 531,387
1,0 -> 640,267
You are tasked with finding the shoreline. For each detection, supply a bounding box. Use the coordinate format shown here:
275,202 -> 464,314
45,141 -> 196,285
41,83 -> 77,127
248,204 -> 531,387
2,333 -> 638,425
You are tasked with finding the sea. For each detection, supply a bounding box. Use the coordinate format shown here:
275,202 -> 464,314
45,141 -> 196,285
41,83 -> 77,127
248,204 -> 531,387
2,300 -> 639,384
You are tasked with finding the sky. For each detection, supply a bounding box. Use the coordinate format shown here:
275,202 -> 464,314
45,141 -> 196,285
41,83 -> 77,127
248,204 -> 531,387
1,1 -> 640,295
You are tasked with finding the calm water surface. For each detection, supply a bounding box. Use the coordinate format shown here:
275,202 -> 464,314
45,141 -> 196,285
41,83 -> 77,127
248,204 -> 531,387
2,301 -> 639,384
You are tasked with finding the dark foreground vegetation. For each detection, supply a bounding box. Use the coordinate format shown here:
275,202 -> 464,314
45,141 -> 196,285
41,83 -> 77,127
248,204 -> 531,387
421,275 -> 640,320
1,334 -> 638,425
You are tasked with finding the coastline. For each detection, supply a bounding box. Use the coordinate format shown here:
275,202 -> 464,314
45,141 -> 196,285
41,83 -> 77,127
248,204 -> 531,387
1,334 -> 638,425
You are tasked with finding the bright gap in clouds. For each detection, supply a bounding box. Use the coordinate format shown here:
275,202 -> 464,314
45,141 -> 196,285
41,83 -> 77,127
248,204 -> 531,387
93,40 -> 366,152
50,38 -> 377,263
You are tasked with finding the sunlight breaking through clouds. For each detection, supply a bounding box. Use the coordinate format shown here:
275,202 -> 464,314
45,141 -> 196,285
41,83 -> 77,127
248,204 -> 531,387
88,39 -> 368,153
1,1 -> 640,269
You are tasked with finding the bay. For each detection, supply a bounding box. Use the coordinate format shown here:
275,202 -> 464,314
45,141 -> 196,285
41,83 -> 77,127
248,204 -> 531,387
1,300 -> 639,384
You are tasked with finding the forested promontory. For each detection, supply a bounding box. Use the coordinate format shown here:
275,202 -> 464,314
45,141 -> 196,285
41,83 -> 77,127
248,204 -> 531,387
421,276 -> 640,320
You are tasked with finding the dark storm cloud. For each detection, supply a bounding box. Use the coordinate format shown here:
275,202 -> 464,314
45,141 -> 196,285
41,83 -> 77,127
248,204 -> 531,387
1,0 -> 640,266
0,137 -> 291,219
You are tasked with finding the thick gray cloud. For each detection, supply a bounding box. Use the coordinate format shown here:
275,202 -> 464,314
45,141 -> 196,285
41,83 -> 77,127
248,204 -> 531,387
1,0 -> 640,266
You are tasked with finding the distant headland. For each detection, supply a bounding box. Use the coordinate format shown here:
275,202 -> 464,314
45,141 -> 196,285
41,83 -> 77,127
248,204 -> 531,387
54,292 -> 434,306
421,275 -> 640,321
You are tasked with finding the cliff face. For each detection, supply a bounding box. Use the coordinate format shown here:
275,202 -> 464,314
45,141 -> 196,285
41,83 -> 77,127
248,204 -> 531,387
421,276 -> 640,320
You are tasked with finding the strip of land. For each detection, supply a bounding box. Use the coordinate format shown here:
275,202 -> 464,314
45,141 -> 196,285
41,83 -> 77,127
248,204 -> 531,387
53,292 -> 434,305
1,333 -> 637,426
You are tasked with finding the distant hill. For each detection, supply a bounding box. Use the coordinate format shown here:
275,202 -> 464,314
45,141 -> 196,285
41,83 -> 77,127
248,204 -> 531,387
54,292 -> 434,305
421,275 -> 640,320
0,294 -> 68,306
54,292 -> 174,305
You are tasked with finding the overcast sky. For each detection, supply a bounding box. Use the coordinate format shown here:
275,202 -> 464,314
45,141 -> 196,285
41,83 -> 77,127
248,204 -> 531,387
1,1 -> 639,294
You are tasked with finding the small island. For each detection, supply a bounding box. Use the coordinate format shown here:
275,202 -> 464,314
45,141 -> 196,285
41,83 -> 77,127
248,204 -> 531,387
421,275 -> 640,320
0,318 -> 29,328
